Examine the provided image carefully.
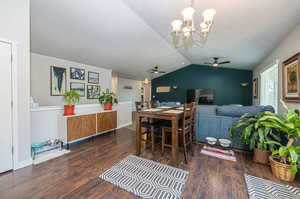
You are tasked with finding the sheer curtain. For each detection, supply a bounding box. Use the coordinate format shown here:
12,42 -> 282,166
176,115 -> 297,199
260,61 -> 278,112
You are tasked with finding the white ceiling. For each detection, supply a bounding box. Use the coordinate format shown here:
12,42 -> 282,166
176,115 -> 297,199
31,0 -> 300,80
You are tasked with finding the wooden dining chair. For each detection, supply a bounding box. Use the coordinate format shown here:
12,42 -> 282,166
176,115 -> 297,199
135,101 -> 161,152
161,103 -> 195,163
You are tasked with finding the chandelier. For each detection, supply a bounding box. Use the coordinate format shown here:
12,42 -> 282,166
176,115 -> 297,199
171,1 -> 216,49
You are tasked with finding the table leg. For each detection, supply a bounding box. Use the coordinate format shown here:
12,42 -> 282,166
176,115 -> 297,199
136,114 -> 142,155
171,117 -> 178,166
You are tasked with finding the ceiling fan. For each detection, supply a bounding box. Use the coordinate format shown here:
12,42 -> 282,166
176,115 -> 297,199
149,66 -> 166,74
204,57 -> 231,67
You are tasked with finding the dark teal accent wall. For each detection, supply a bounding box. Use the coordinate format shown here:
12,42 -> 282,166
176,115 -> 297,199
151,64 -> 253,105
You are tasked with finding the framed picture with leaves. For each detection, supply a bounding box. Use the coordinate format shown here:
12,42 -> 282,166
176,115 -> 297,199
282,53 -> 300,101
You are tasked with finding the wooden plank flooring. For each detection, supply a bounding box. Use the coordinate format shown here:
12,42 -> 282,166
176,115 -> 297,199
0,127 -> 299,199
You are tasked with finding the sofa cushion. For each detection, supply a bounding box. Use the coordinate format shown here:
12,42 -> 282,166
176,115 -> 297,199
197,105 -> 217,116
216,105 -> 274,117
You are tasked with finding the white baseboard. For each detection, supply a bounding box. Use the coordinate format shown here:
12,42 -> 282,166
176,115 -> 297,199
117,122 -> 132,129
14,158 -> 33,170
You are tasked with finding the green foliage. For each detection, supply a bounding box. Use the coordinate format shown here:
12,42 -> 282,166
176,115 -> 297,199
98,89 -> 118,105
230,111 -> 281,151
263,100 -> 300,174
63,90 -> 80,105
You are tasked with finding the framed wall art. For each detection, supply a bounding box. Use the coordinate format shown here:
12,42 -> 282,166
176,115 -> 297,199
88,72 -> 99,84
253,78 -> 258,99
282,53 -> 300,101
87,85 -> 101,99
70,82 -> 85,97
50,66 -> 67,96
70,67 -> 85,80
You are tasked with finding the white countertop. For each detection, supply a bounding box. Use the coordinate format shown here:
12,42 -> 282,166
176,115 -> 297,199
30,102 -> 132,112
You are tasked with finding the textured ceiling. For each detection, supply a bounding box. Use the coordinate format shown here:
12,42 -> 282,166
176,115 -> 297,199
31,0 -> 300,79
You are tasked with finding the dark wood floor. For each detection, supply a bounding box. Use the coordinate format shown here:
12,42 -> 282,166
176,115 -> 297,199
0,127 -> 299,199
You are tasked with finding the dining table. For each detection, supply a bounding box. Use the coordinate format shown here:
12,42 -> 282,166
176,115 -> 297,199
135,106 -> 184,166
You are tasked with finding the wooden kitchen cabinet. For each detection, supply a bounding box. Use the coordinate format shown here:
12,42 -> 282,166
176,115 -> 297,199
97,111 -> 117,133
67,114 -> 97,142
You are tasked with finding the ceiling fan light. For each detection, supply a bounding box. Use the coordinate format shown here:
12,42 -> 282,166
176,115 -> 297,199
182,7 -> 195,21
212,63 -> 219,67
171,19 -> 183,32
203,9 -> 216,24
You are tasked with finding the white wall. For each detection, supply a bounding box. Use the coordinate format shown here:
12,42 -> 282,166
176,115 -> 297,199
118,77 -> 142,102
253,23 -> 300,114
31,53 -> 112,106
0,1 -> 31,167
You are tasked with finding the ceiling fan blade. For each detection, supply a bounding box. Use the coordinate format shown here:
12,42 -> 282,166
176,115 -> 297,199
218,61 -> 231,65
159,71 -> 166,73
204,62 -> 213,65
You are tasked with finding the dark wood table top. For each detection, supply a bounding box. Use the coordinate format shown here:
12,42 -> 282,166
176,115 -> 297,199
137,107 -> 184,120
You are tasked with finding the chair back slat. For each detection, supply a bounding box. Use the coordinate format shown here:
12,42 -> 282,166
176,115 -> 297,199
135,102 -> 143,112
182,103 -> 195,132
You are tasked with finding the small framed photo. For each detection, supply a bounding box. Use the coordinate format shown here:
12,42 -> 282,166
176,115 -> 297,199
50,66 -> 67,96
282,53 -> 300,101
253,78 -> 258,99
70,67 -> 85,80
87,85 -> 101,99
88,72 -> 99,84
70,82 -> 85,97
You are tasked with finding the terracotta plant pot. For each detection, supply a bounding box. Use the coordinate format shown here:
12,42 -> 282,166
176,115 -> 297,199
103,103 -> 112,110
269,156 -> 297,182
64,105 -> 75,116
253,148 -> 271,165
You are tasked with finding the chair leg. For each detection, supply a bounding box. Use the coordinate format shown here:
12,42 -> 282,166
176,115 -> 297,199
161,128 -> 165,155
183,132 -> 188,164
189,132 -> 194,156
151,126 -> 155,152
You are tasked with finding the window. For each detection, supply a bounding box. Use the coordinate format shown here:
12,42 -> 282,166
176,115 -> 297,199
260,61 -> 279,112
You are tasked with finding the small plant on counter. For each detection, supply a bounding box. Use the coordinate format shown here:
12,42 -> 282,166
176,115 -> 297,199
230,111 -> 281,164
63,90 -> 80,115
98,89 -> 118,110
262,100 -> 300,182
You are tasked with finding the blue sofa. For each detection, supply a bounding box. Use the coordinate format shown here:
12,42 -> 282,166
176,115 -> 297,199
195,105 -> 274,150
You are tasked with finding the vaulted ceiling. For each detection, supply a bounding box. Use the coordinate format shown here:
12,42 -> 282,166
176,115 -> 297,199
31,0 -> 300,80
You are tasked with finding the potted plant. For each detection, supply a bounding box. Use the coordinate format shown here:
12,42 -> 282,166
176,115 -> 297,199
63,90 -> 80,115
98,89 -> 118,110
230,112 -> 281,164
262,101 -> 300,182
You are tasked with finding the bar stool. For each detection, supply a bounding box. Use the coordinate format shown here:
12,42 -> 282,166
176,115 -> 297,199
161,103 -> 195,163
135,101 -> 161,152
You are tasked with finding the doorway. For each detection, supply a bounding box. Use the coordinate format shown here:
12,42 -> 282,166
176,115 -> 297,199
260,61 -> 279,112
0,40 -> 13,173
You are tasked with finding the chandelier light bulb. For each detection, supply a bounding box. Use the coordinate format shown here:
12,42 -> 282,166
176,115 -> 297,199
202,9 -> 216,24
182,7 -> 195,21
171,19 -> 183,32
200,22 -> 208,29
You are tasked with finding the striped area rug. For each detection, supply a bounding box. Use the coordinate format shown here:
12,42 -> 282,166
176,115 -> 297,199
244,174 -> 300,199
99,155 -> 189,199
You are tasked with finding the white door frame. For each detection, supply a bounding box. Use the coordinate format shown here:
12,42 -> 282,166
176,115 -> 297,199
0,38 -> 19,170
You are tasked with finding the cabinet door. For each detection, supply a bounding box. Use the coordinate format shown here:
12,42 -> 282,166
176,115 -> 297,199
97,111 -> 117,133
67,116 -> 82,142
81,114 -> 96,137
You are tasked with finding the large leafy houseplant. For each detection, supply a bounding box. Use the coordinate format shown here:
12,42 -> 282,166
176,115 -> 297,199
98,89 -> 118,110
63,90 -> 80,115
261,101 -> 300,181
230,111 -> 281,164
